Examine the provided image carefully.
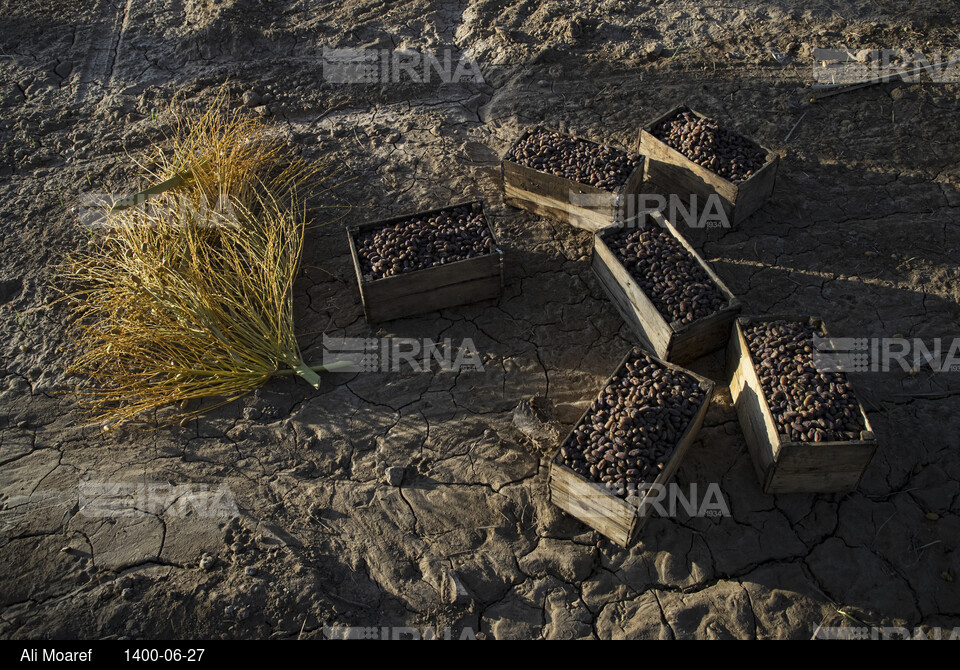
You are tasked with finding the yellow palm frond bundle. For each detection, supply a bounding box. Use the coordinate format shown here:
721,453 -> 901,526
60,91 -> 349,427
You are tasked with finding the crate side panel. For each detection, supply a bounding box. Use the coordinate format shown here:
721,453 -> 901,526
503,162 -> 618,230
727,324 -> 778,486
592,238 -> 673,356
362,253 -> 501,303
732,155 -> 779,224
668,305 -> 741,364
766,442 -> 879,494
638,130 -> 739,203
365,274 -> 501,323
550,467 -> 635,547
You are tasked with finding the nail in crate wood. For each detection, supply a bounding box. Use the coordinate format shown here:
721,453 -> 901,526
501,128 -> 645,232
346,200 -> 504,323
637,105 -> 779,226
591,211 -> 742,365
548,347 -> 715,548
726,315 -> 878,494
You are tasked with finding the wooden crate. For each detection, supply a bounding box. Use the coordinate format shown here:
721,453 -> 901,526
637,105 -> 779,226
501,128 -> 645,232
592,210 -> 742,365
548,347 -> 715,547
347,200 -> 504,323
726,315 -> 878,494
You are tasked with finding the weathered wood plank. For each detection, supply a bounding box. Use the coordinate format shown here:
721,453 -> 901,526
592,238 -> 671,354
361,252 -> 501,302
550,466 -> 637,520
502,159 -> 608,202
732,154 -> 780,225
504,181 -> 614,231
364,273 -> 502,323
727,322 -> 781,484
640,132 -> 739,204
666,303 -> 741,365
766,442 -> 878,493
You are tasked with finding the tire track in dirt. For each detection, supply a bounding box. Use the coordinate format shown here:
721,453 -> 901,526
72,0 -> 134,106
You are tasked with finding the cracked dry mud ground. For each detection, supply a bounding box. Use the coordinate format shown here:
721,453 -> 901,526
1,0 -> 959,640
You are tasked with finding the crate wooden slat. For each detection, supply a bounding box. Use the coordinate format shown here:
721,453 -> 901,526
501,128 -> 645,232
548,347 -> 715,547
637,105 -> 779,226
592,210 -> 742,365
726,315 -> 878,494
347,200 -> 504,323
549,473 -> 637,547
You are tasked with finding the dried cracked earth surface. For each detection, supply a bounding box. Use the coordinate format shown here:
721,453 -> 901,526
1,0 -> 959,640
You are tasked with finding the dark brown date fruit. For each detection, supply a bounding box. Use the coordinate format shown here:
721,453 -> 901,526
558,352 -> 707,503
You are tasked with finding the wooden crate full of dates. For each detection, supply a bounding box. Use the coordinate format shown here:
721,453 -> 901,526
549,347 -> 715,547
592,210 -> 741,365
727,315 -> 878,494
501,128 -> 644,231
347,201 -> 504,323
638,106 -> 779,225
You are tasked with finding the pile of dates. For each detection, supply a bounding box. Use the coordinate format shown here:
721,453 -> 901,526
742,320 -> 866,443
355,204 -> 495,280
605,227 -> 728,325
507,129 -> 642,191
